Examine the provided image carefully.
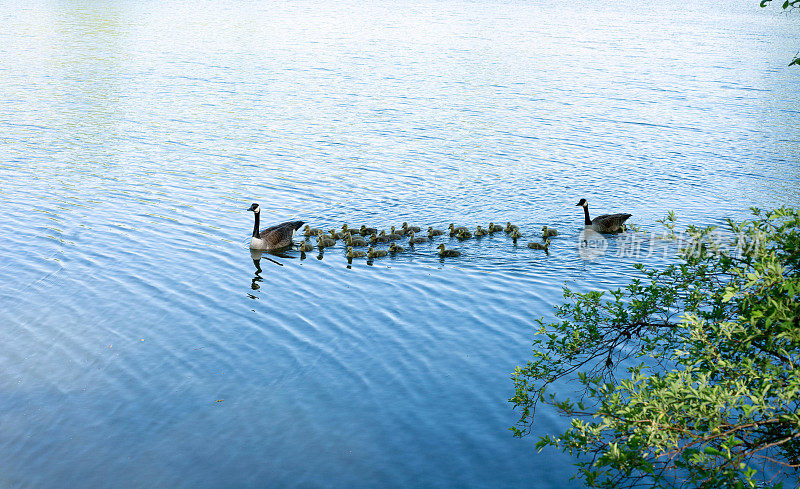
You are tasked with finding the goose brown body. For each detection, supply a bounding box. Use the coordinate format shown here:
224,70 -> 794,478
248,204 -> 304,251
577,198 -> 631,233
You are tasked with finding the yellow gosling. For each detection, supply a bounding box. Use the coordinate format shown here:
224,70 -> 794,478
347,246 -> 366,258
408,231 -> 428,245
367,246 -> 388,258
437,243 -> 461,257
488,222 -> 503,233
542,226 -> 558,238
427,226 -> 444,237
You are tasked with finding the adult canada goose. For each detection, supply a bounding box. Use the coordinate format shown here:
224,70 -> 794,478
528,238 -> 551,251
542,226 -> 559,238
247,204 -> 304,251
428,226 -> 444,237
408,231 -> 428,245
367,246 -> 388,258
437,244 -> 461,257
577,199 -> 631,233
388,242 -> 405,253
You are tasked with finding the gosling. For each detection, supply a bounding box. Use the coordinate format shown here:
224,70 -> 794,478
304,224 -> 322,237
437,244 -> 461,257
329,229 -> 345,240
456,229 -> 472,240
488,222 -> 503,233
359,225 -> 378,236
427,226 -> 444,237
298,240 -> 314,252
474,226 -> 488,237
388,227 -> 404,239
408,231 -> 428,245
509,228 -> 523,244
367,246 -> 388,258
542,226 -> 558,238
388,242 -> 405,253
528,238 -> 551,251
341,224 -> 359,235
347,246 -> 366,258
370,233 -> 388,244
401,222 -> 421,234
505,222 -> 519,233
378,230 -> 400,241
317,232 -> 336,248
345,233 -> 367,247
448,223 -> 468,236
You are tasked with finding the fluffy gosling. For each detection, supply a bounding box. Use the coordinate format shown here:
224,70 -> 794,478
427,226 -> 444,237
367,246 -> 388,258
448,223 -> 468,236
437,244 -> 461,257
347,246 -> 366,258
359,225 -> 378,236
304,225 -> 322,237
408,231 -> 428,245
528,238 -> 551,251
542,226 -> 558,238
317,232 -> 336,248
345,233 -> 367,247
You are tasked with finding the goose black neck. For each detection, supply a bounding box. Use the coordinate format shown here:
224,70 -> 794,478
583,205 -> 592,225
252,212 -> 260,238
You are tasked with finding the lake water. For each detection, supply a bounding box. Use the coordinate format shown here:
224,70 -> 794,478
0,0 -> 798,487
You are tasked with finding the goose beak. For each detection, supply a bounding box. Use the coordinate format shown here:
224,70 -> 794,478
575,202 -> 581,206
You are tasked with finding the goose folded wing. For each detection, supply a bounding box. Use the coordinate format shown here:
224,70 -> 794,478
593,213 -> 632,230
259,221 -> 304,247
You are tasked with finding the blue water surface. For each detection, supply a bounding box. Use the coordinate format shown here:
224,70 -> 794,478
0,0 -> 798,487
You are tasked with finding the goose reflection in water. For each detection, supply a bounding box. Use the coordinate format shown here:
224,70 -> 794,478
249,249 -> 289,291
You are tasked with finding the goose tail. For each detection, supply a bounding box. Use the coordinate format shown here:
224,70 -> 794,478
289,220 -> 305,231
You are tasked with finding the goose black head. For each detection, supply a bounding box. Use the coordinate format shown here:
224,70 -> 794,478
576,198 -> 587,207
248,203 -> 260,213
